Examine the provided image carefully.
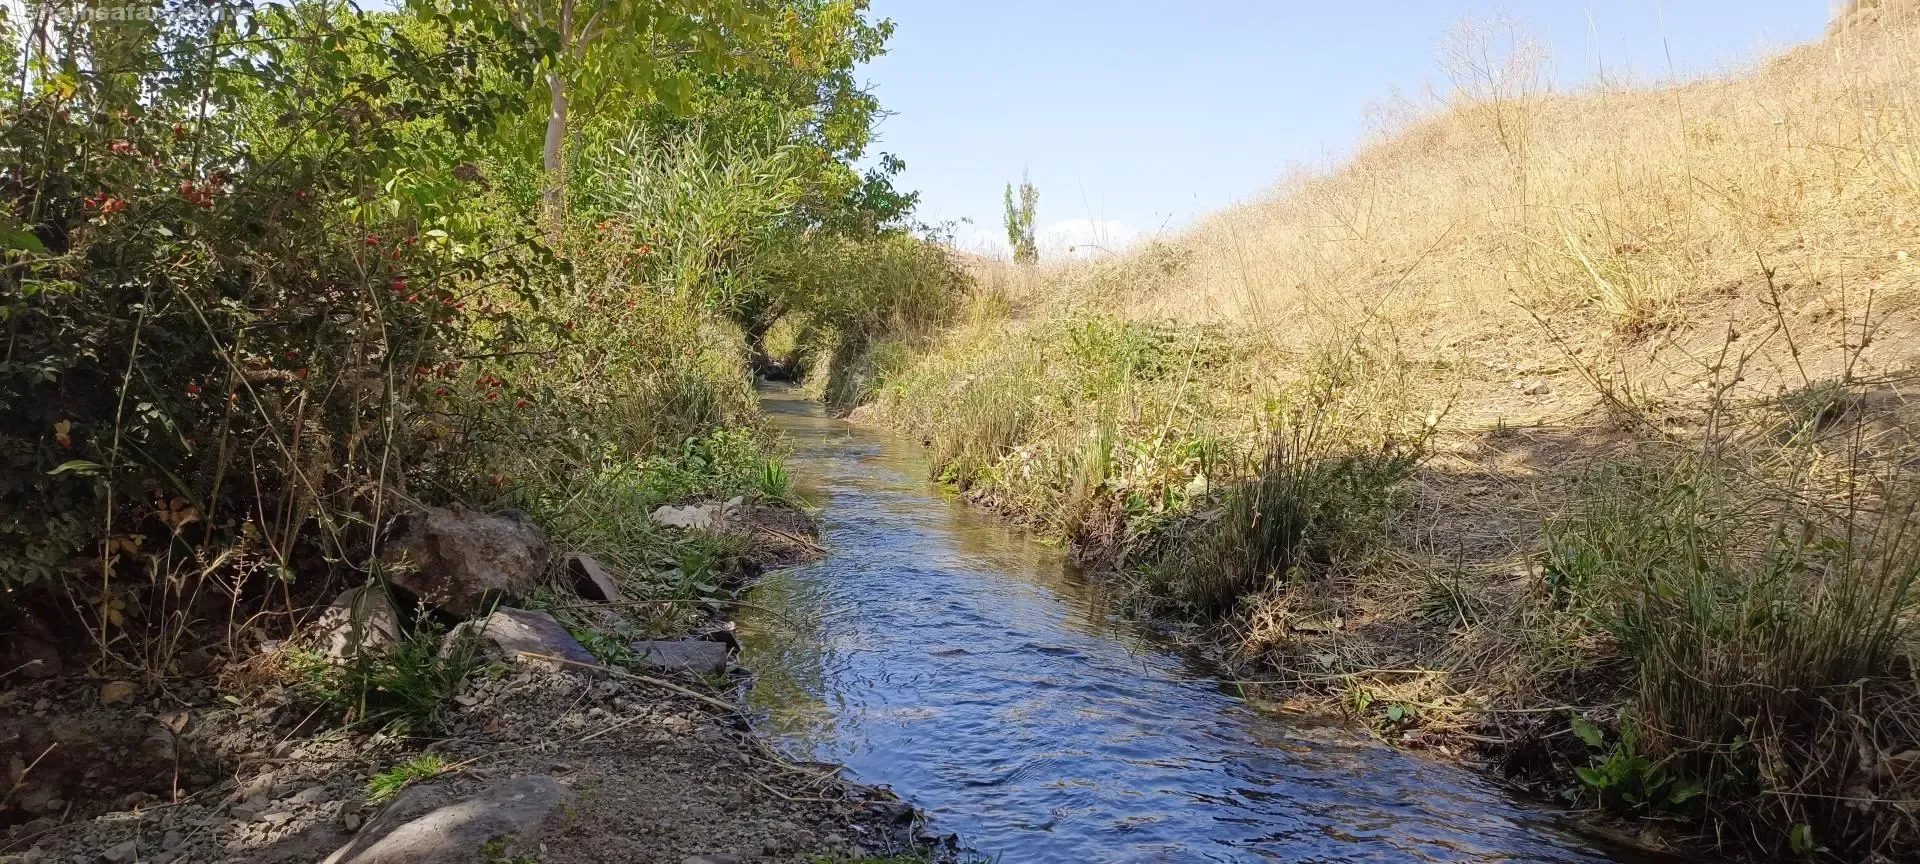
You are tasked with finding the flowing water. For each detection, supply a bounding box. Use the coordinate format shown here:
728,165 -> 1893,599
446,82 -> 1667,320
739,391 -> 1650,863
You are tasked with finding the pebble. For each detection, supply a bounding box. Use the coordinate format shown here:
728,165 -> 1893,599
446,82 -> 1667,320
161,830 -> 184,850
98,681 -> 136,706
234,772 -> 278,802
285,785 -> 331,805
98,840 -> 136,864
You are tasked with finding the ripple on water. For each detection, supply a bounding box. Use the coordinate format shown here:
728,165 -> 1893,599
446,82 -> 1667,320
740,391 -> 1661,864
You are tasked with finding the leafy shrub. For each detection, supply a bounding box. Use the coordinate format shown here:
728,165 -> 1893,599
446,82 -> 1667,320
1567,716 -> 1702,816
0,3 -> 550,651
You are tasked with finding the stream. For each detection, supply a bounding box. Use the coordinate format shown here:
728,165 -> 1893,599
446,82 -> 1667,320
738,390 -> 1650,863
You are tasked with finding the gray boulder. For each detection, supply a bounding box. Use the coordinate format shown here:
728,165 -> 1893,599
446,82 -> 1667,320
382,506 -> 549,616
312,586 -> 401,661
630,640 -> 728,675
320,775 -> 571,864
448,608 -> 598,670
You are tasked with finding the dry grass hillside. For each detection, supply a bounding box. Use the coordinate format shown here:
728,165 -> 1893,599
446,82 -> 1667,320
1118,14 -> 1917,420
850,12 -> 1920,863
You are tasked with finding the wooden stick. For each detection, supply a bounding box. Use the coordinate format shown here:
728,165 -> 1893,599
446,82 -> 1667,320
515,652 -> 740,715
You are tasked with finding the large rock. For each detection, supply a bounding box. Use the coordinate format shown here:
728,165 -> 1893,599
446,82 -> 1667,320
448,608 -> 598,670
312,586 -> 402,661
630,640 -> 728,675
320,775 -> 571,864
383,506 -> 549,616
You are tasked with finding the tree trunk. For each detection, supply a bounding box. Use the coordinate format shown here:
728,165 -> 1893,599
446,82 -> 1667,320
542,72 -> 569,231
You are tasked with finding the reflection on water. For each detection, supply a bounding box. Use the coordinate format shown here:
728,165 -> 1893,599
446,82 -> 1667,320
740,390 -> 1651,863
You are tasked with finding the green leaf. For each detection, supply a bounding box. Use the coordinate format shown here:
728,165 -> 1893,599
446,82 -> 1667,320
48,460 -> 103,476
1386,704 -> 1406,723
1789,823 -> 1814,854
1570,715 -> 1605,748
1667,781 -> 1702,806
0,225 -> 44,252
1574,766 -> 1606,788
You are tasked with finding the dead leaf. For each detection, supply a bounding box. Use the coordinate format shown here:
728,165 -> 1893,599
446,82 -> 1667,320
99,680 -> 137,705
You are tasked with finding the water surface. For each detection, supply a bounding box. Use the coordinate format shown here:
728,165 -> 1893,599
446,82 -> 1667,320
740,390 -> 1646,863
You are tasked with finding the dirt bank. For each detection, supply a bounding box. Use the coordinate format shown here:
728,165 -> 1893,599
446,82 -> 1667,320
1,505 -> 945,864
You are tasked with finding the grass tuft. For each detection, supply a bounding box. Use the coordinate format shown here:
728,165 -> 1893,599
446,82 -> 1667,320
1545,448 -> 1920,856
366,754 -> 450,804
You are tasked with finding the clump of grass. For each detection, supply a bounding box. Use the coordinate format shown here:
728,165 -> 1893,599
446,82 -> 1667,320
366,754 -> 449,804
285,620 -> 482,736
1417,569 -> 1486,629
1775,377 -> 1858,440
1545,450 -> 1920,858
1153,399 -> 1425,618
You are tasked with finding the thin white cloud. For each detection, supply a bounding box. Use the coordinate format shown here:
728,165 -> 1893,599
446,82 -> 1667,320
946,218 -> 1141,261
951,223 -> 1012,258
1038,219 -> 1139,259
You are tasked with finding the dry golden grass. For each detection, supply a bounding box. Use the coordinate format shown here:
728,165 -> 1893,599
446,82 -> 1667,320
1025,15 -> 1920,423
936,9 -> 1920,590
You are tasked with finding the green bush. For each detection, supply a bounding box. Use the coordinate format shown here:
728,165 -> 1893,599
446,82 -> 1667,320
0,0 -> 919,666
0,4 -> 550,642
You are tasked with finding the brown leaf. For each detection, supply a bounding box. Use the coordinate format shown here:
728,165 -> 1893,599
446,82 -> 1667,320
99,680 -> 137,705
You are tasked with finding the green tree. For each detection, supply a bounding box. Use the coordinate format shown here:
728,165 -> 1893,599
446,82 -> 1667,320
455,0 -> 766,224
1004,169 -> 1038,264
565,1 -> 924,362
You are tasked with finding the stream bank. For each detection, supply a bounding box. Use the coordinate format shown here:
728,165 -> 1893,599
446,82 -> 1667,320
1,504 -> 936,864
737,390 -> 1658,864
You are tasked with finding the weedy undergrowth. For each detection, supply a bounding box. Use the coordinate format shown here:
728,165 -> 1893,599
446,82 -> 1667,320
1545,446 -> 1920,857
286,621 -> 482,736
1153,395 -> 1427,618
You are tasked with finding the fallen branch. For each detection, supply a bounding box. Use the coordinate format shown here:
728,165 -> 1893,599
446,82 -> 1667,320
515,652 -> 739,715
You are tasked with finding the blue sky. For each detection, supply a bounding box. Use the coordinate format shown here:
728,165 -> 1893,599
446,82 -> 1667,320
859,1 -> 1833,256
